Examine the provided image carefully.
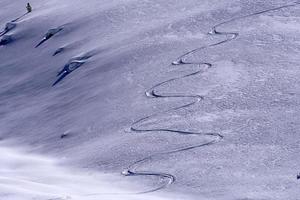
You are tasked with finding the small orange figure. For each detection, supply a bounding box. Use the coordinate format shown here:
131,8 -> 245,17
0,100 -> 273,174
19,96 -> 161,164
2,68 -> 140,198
26,3 -> 32,13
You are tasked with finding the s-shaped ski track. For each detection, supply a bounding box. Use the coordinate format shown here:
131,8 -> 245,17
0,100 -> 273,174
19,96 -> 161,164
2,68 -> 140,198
121,1 -> 300,194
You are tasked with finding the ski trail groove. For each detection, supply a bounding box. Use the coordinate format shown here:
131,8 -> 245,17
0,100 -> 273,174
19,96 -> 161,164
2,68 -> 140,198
121,2 -> 300,194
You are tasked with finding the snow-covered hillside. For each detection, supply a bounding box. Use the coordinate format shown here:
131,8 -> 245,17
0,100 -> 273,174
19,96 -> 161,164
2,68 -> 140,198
1,0 -> 300,199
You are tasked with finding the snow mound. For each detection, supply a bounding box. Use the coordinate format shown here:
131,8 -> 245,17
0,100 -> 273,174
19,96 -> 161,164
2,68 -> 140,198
0,35 -> 13,46
35,26 -> 64,48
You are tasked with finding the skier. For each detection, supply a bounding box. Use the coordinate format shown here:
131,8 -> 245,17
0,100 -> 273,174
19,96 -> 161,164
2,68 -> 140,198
26,3 -> 32,13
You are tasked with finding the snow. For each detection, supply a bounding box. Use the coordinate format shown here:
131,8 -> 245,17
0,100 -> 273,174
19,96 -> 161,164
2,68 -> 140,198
1,0 -> 300,199
0,142 -> 173,200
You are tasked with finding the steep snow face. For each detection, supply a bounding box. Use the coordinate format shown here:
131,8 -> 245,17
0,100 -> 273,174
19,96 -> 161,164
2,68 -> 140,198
0,0 -> 235,145
1,0 -> 300,200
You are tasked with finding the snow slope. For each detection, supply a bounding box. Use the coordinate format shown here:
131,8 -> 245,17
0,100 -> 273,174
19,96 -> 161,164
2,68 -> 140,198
0,141 -> 177,200
1,0 -> 300,199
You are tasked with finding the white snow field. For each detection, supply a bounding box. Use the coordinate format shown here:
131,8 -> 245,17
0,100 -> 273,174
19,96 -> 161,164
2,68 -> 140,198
1,0 -> 300,199
0,142 -> 176,200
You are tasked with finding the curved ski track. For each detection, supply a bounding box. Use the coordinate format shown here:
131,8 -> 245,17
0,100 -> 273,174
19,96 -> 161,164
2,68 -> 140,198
2,2 -> 300,199
121,1 -> 300,194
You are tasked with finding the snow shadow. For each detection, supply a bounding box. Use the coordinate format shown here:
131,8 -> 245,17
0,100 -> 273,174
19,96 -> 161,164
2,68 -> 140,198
35,26 -> 64,48
52,52 -> 94,86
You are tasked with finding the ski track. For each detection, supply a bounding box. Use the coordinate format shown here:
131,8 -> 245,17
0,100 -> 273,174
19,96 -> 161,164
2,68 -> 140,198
1,1 -> 300,198
120,1 -> 300,194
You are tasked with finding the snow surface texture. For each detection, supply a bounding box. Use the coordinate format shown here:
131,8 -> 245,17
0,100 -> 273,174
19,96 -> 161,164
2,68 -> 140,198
1,0 -> 300,200
0,142 -> 174,200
